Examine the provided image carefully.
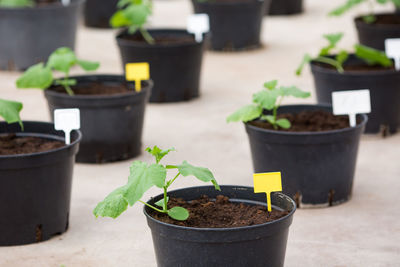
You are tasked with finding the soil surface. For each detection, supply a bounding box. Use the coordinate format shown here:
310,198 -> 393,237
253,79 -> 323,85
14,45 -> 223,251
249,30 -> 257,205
149,195 -> 289,228
0,134 -> 64,155
315,62 -> 395,72
121,34 -> 195,45
50,82 -> 132,96
372,14 -> 400,25
249,110 -> 352,132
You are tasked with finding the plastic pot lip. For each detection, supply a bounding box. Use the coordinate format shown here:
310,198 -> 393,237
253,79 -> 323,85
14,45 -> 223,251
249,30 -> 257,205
193,0 -> 265,7
310,54 -> 399,76
354,12 -> 400,29
143,185 -> 296,232
44,74 -> 153,100
244,104 -> 368,137
0,120 -> 82,159
0,0 -> 84,11
116,28 -> 204,49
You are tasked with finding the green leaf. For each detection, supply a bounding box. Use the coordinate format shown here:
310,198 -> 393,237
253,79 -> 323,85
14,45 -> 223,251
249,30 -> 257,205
177,161 -> 220,191
263,80 -> 278,90
226,104 -> 262,123
276,118 -> 291,129
55,79 -> 77,87
93,186 -> 129,219
117,0 -> 132,8
263,115 -> 276,125
362,14 -> 376,23
122,4 -> 150,26
47,47 -> 77,73
323,33 -> 344,47
253,89 -> 280,110
0,98 -> 23,130
296,54 -> 312,76
336,50 -> 349,66
354,44 -> 393,67
155,197 -> 169,210
16,63 -> 53,90
391,0 -> 400,8
77,60 -> 100,71
167,207 -> 189,221
0,0 -> 34,7
146,146 -> 175,164
280,86 -> 311,98
329,0 -> 366,16
110,10 -> 131,28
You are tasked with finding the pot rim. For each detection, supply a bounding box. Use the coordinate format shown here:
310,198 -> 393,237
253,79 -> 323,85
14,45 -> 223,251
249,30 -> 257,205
0,0 -> 84,11
193,0 -> 265,7
116,28 -> 204,49
143,185 -> 296,232
44,74 -> 153,100
0,120 -> 82,159
355,12 -> 400,29
244,104 -> 368,136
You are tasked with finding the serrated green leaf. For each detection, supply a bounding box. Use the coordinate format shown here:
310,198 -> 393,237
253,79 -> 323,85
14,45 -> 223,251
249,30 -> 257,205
16,63 -> 53,90
146,146 -> 175,164
0,98 -> 23,130
122,4 -> 150,25
155,197 -> 169,209
280,86 -> 311,98
276,118 -> 291,129
93,186 -> 129,219
263,80 -> 278,90
296,54 -> 312,76
355,44 -> 393,67
226,104 -> 262,123
253,89 -> 281,110
177,161 -> 220,191
168,207 -> 189,221
47,47 -> 77,73
323,33 -> 344,47
77,60 -> 100,71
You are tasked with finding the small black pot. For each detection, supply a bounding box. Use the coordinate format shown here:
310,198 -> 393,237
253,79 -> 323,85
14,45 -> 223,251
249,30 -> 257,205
355,13 -> 400,51
311,55 -> 400,134
245,105 -> 367,208
84,0 -> 118,28
0,0 -> 83,71
0,121 -> 81,246
144,185 -> 296,267
116,29 -> 204,103
44,75 -> 151,163
192,0 -> 267,51
265,0 -> 303,15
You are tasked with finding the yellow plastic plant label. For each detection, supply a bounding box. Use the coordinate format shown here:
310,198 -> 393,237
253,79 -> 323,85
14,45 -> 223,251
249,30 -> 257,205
125,62 -> 150,92
253,172 -> 282,212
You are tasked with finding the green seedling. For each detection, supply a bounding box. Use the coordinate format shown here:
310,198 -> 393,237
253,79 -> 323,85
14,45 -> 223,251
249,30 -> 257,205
93,146 -> 220,221
329,0 -> 400,23
0,98 -> 23,130
0,0 -> 34,7
296,33 -> 393,75
16,47 -> 99,96
110,0 -> 154,44
227,80 -> 310,130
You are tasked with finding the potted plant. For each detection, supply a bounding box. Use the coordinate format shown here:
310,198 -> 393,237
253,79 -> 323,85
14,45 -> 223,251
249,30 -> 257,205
84,0 -> 118,28
265,0 -> 303,16
112,0 -> 206,103
227,80 -> 367,207
192,0 -> 268,51
0,98 -> 81,246
94,146 -> 296,266
329,0 -> 400,50
16,47 -> 152,163
297,33 -> 400,134
0,0 -> 83,71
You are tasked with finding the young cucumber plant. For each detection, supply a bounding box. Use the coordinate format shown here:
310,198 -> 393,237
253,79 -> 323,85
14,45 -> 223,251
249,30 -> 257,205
16,47 -> 99,96
0,0 -> 34,7
93,146 -> 220,221
110,0 -> 154,44
329,0 -> 400,23
0,98 -> 23,130
227,80 -> 310,130
296,33 -> 393,75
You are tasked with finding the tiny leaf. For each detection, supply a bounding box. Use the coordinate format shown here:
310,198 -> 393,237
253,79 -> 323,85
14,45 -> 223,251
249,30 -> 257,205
263,80 -> 278,90
155,197 -> 169,210
168,207 -> 189,221
146,146 -> 175,164
226,104 -> 262,123
77,60 -> 100,71
276,118 -> 291,129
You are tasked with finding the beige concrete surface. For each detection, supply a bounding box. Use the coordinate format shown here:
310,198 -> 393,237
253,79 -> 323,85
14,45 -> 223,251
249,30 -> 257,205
1,0 -> 400,266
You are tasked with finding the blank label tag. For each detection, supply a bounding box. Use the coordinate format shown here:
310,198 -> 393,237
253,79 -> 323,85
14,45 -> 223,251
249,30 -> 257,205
385,38 -> 400,70
125,62 -> 150,92
54,109 -> 80,145
254,172 -> 282,212
332,90 -> 371,127
187,14 -> 210,43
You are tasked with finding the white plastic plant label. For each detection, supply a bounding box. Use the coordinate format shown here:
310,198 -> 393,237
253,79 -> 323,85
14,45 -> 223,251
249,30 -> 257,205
187,14 -> 210,43
385,38 -> 400,70
54,108 -> 80,145
61,0 -> 70,5
332,89 -> 371,127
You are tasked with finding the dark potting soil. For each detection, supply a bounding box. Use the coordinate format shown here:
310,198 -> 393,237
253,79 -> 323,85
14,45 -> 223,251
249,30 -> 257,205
149,195 -> 289,228
35,0 -> 61,6
121,34 -> 195,45
50,82 -> 132,96
372,14 -> 400,25
315,62 -> 395,72
0,134 -> 64,155
249,110 -> 351,132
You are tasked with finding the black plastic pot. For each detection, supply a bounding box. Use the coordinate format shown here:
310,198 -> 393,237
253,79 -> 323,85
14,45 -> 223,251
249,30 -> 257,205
0,0 -> 83,71
265,0 -> 303,15
245,105 -> 367,208
311,55 -> 400,134
84,0 -> 118,28
192,0 -> 267,51
44,75 -> 151,163
116,29 -> 204,103
144,185 -> 296,267
355,13 -> 400,51
0,121 -> 81,246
